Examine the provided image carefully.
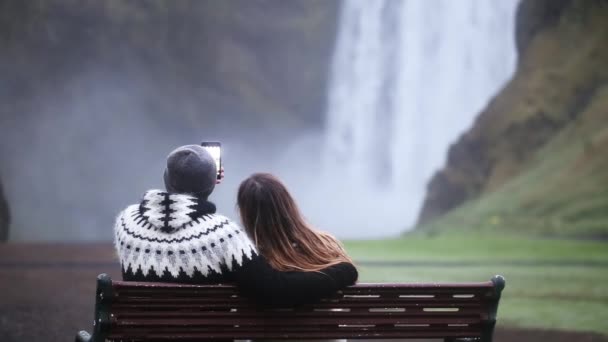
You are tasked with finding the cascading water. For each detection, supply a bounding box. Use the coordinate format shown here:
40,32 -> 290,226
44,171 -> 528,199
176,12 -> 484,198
279,0 -> 519,238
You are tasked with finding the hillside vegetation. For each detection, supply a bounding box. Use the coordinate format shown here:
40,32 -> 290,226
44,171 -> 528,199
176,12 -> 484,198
418,0 -> 608,237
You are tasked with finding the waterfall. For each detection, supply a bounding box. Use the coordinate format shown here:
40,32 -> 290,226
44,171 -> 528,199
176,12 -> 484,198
315,0 -> 519,236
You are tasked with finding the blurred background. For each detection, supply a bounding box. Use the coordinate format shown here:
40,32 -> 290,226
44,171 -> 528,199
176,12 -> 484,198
1,0 -> 607,341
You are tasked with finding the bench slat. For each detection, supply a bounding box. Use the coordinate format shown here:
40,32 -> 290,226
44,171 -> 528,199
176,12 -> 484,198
114,288 -> 493,296
112,316 -> 483,326
112,282 -> 495,295
112,296 -> 484,304
111,310 -> 486,318
113,281 -> 495,288
108,328 -> 482,340
111,310 -> 483,318
111,302 -> 485,311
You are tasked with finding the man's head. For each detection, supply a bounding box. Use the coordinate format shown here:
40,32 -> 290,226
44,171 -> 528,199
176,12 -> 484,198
163,144 -> 217,198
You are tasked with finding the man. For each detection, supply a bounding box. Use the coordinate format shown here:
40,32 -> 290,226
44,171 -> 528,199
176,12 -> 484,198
114,144 -> 357,305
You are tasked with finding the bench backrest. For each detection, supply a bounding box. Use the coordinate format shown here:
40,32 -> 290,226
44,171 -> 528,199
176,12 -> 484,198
86,274 -> 505,341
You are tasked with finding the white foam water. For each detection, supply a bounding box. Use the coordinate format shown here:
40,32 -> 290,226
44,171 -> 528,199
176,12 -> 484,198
280,0 -> 519,238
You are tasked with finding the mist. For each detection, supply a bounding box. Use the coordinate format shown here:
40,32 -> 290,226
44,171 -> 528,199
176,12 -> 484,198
0,69 -> 303,241
274,0 -> 519,238
0,0 -> 518,241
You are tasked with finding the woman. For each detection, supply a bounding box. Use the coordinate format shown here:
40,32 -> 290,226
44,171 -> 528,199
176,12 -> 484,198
237,173 -> 355,279
237,173 -> 356,342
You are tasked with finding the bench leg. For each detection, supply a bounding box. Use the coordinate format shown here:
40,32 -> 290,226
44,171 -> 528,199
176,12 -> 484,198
481,319 -> 496,342
75,274 -> 112,342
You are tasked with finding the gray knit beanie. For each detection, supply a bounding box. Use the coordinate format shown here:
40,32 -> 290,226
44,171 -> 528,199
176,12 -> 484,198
163,145 -> 217,198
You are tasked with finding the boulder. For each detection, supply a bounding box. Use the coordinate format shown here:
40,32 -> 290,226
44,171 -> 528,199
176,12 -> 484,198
0,179 -> 9,241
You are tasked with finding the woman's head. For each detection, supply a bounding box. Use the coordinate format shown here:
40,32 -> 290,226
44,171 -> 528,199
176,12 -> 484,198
237,173 -> 352,271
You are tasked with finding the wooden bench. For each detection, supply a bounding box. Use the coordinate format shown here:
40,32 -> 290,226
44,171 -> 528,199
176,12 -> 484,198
76,274 -> 505,341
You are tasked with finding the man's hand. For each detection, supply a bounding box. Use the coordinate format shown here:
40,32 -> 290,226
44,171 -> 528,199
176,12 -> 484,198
216,167 -> 225,184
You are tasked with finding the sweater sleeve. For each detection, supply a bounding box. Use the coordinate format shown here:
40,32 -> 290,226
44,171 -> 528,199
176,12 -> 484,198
233,255 -> 358,306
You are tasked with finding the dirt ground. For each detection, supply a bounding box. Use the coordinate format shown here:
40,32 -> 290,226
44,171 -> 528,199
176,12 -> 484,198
1,243 -> 606,342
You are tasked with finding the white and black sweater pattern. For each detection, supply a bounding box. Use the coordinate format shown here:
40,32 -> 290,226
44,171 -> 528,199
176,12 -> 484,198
114,190 -> 257,282
114,189 -> 359,306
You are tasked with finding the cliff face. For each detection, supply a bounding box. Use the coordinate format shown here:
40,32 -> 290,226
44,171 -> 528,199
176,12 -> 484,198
0,0 -> 338,129
0,179 -> 8,241
417,0 -> 608,236
0,1 -> 340,241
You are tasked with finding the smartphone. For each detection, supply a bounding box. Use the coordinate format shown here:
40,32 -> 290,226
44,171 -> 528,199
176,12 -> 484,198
201,142 -> 222,179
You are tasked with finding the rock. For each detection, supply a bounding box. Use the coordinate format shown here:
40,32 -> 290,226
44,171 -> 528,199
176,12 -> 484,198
0,0 -> 339,129
514,0 -> 572,54
417,0 -> 608,226
0,179 -> 9,241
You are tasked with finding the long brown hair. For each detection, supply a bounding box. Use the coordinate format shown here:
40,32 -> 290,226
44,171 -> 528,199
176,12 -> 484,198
237,173 -> 353,272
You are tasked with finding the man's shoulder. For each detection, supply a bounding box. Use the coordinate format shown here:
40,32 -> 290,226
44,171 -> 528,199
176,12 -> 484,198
205,212 -> 257,263
209,213 -> 238,225
206,213 -> 250,235
120,203 -> 140,216
114,204 -> 139,224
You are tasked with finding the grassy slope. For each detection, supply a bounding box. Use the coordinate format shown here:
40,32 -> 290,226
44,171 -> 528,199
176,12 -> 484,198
419,2 -> 608,237
422,86 -> 608,237
344,235 -> 608,335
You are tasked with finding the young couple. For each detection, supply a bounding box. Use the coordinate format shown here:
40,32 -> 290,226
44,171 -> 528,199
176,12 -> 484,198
114,144 -> 357,306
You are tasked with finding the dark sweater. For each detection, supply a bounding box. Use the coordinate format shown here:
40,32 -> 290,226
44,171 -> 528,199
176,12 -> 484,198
114,190 -> 358,306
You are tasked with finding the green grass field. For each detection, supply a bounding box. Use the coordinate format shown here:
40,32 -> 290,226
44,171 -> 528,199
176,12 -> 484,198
344,234 -> 608,335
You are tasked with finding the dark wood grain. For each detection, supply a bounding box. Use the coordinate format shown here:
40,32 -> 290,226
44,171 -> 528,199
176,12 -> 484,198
96,278 -> 503,340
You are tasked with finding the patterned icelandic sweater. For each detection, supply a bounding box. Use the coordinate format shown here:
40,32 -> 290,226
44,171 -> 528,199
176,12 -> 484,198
114,190 -> 358,305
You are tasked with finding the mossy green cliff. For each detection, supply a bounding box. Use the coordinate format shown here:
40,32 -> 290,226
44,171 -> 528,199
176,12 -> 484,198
417,0 -> 608,237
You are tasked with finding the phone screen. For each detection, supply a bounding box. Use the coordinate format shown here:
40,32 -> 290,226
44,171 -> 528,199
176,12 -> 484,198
201,142 -> 221,179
